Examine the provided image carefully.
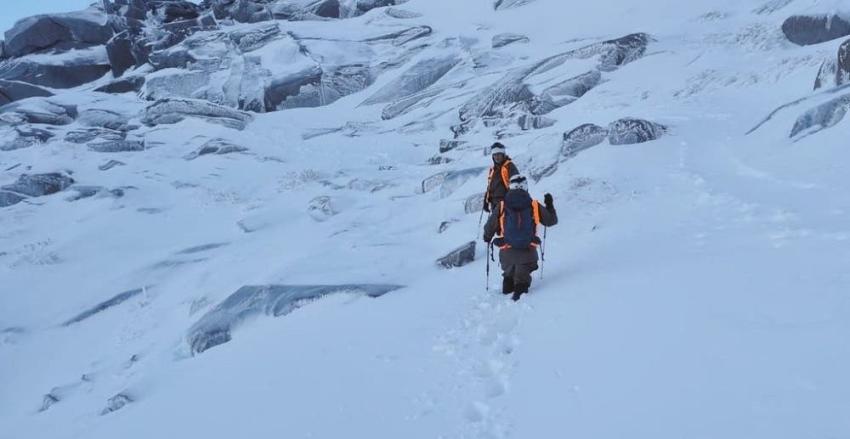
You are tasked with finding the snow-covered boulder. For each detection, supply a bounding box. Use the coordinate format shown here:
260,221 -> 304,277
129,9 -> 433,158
608,118 -> 666,145
101,393 -> 132,415
78,109 -> 131,131
562,123 -> 608,156
789,93 -> 850,139
492,33 -> 530,49
184,138 -> 248,160
308,195 -> 338,221
781,14 -> 850,46
0,98 -> 77,126
65,127 -> 126,144
95,75 -> 146,94
1,173 -> 75,198
437,241 -> 476,269
0,191 -> 25,208
362,56 -> 460,105
0,55 -> 111,89
531,70 -> 601,115
88,139 -> 146,153
186,284 -> 404,354
106,30 -> 152,77
0,126 -> 54,151
211,0 -> 274,23
0,80 -> 53,106
142,98 -> 254,130
2,10 -> 113,58
517,114 -> 555,130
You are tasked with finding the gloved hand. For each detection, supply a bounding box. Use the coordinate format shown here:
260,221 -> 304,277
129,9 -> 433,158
482,199 -> 490,213
483,236 -> 491,244
544,193 -> 554,209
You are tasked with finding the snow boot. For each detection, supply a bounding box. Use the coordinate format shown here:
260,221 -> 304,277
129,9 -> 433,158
502,276 -> 515,295
511,282 -> 530,301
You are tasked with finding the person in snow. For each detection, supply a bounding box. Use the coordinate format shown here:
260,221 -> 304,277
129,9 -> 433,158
483,175 -> 557,301
483,142 -> 520,213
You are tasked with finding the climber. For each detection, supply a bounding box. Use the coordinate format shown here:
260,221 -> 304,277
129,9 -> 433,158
483,142 -> 520,213
483,174 -> 557,301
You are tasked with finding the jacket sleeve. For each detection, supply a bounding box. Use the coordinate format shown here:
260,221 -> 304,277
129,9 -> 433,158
507,162 -> 520,178
537,200 -> 558,227
483,209 -> 500,242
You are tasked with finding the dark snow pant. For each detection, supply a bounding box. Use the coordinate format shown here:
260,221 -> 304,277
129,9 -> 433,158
502,262 -> 539,287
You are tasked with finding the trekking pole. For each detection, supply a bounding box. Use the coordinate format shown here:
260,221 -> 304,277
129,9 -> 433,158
485,242 -> 491,291
540,227 -> 547,281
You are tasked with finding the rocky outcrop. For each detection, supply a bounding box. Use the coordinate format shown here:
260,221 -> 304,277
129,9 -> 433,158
0,80 -> 53,106
1,173 -> 75,206
492,33 -> 529,49
2,10 -> 113,58
562,123 -> 608,156
142,98 -> 254,130
437,241 -> 476,269
0,58 -> 111,89
0,126 -> 55,151
187,284 -> 404,354
782,14 -> 850,46
95,76 -> 146,94
0,98 -> 77,126
608,118 -> 666,145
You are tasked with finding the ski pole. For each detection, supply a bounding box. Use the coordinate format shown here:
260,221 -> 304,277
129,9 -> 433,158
540,227 -> 547,281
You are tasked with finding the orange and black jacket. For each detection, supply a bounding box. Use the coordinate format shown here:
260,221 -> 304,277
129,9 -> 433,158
485,158 -> 519,205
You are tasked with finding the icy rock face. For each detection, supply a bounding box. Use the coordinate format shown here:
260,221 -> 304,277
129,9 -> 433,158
789,93 -> 850,139
186,284 -> 404,354
144,70 -> 211,101
531,70 -> 602,115
101,393 -> 132,415
437,241 -> 476,269
142,98 -> 254,130
493,0 -> 537,10
210,0 -> 274,23
0,99 -> 78,126
608,118 -> 666,145
782,14 -> 850,46
562,123 -> 608,157
814,58 -> 839,90
0,80 -> 53,106
492,33 -> 529,49
106,31 -> 152,77
63,288 -> 144,326
362,56 -> 460,105
464,192 -> 485,214
0,58 -> 111,89
95,76 -> 146,94
0,173 -> 75,207
517,114 -> 555,130
185,138 -> 248,159
2,10 -> 114,58
0,126 -> 55,151
78,109 -> 130,131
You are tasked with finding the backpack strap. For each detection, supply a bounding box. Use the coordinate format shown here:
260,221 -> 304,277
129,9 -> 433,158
500,160 -> 512,188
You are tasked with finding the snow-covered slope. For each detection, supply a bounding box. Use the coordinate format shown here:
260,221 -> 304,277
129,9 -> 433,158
2,0 -> 850,438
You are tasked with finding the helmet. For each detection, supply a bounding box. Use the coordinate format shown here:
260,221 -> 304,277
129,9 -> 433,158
509,174 -> 528,191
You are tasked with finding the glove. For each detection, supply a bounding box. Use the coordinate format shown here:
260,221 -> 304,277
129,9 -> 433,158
544,193 -> 554,209
483,236 -> 491,244
483,199 -> 490,213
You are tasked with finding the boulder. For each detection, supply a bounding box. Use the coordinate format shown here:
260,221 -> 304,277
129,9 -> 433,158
0,80 -> 53,106
385,8 -> 421,19
101,393 -> 132,416
0,191 -> 26,208
0,59 -> 110,89
789,93 -> 850,139
65,128 -> 126,144
184,138 -> 248,159
596,33 -> 651,71
106,31 -> 150,77
142,98 -> 254,130
436,241 -> 476,269
94,76 -> 146,94
0,126 -> 55,151
782,14 -> 850,46
0,99 -> 77,126
562,123 -> 608,156
78,109 -> 130,131
144,70 -> 211,101
161,1 -> 202,22
1,173 -> 74,197
439,139 -> 466,153
88,140 -> 146,153
517,114 -> 556,130
531,70 -> 601,115
608,118 -> 666,145
211,0 -> 274,23
492,33 -> 530,49
3,10 -> 113,58
186,284 -> 404,354
814,58 -> 839,90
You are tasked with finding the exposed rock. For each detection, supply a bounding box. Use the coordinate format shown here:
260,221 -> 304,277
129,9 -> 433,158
98,160 -> 126,171
385,7 -> 421,19
3,10 -> 114,58
492,33 -> 529,49
144,70 -> 211,101
65,128 -> 126,144
594,33 -> 652,71
187,284 -> 404,354
106,31 -> 150,77
94,76 -> 146,94
0,80 -> 53,106
838,38 -> 850,87
421,167 -> 486,198
89,140 -> 146,153
184,138 -> 248,159
789,93 -> 850,139
39,393 -> 60,412
782,14 -> 850,46
0,126 -> 54,151
436,241 -> 476,269
63,288 -> 144,326
531,70 -> 601,115
0,58 -> 111,89
228,24 -> 281,52
211,0 -> 274,23
0,191 -> 26,208
0,99 -> 77,125
101,393 -> 132,415
143,98 -> 254,130
439,139 -> 466,153
1,173 -> 74,197
308,195 -> 337,221
608,118 -> 666,145
362,56 -> 459,105
494,0 -> 537,10
814,58 -> 839,90
67,186 -> 125,202
562,123 -> 608,156
264,64 -> 374,111
517,114 -> 556,130
161,1 -> 202,23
